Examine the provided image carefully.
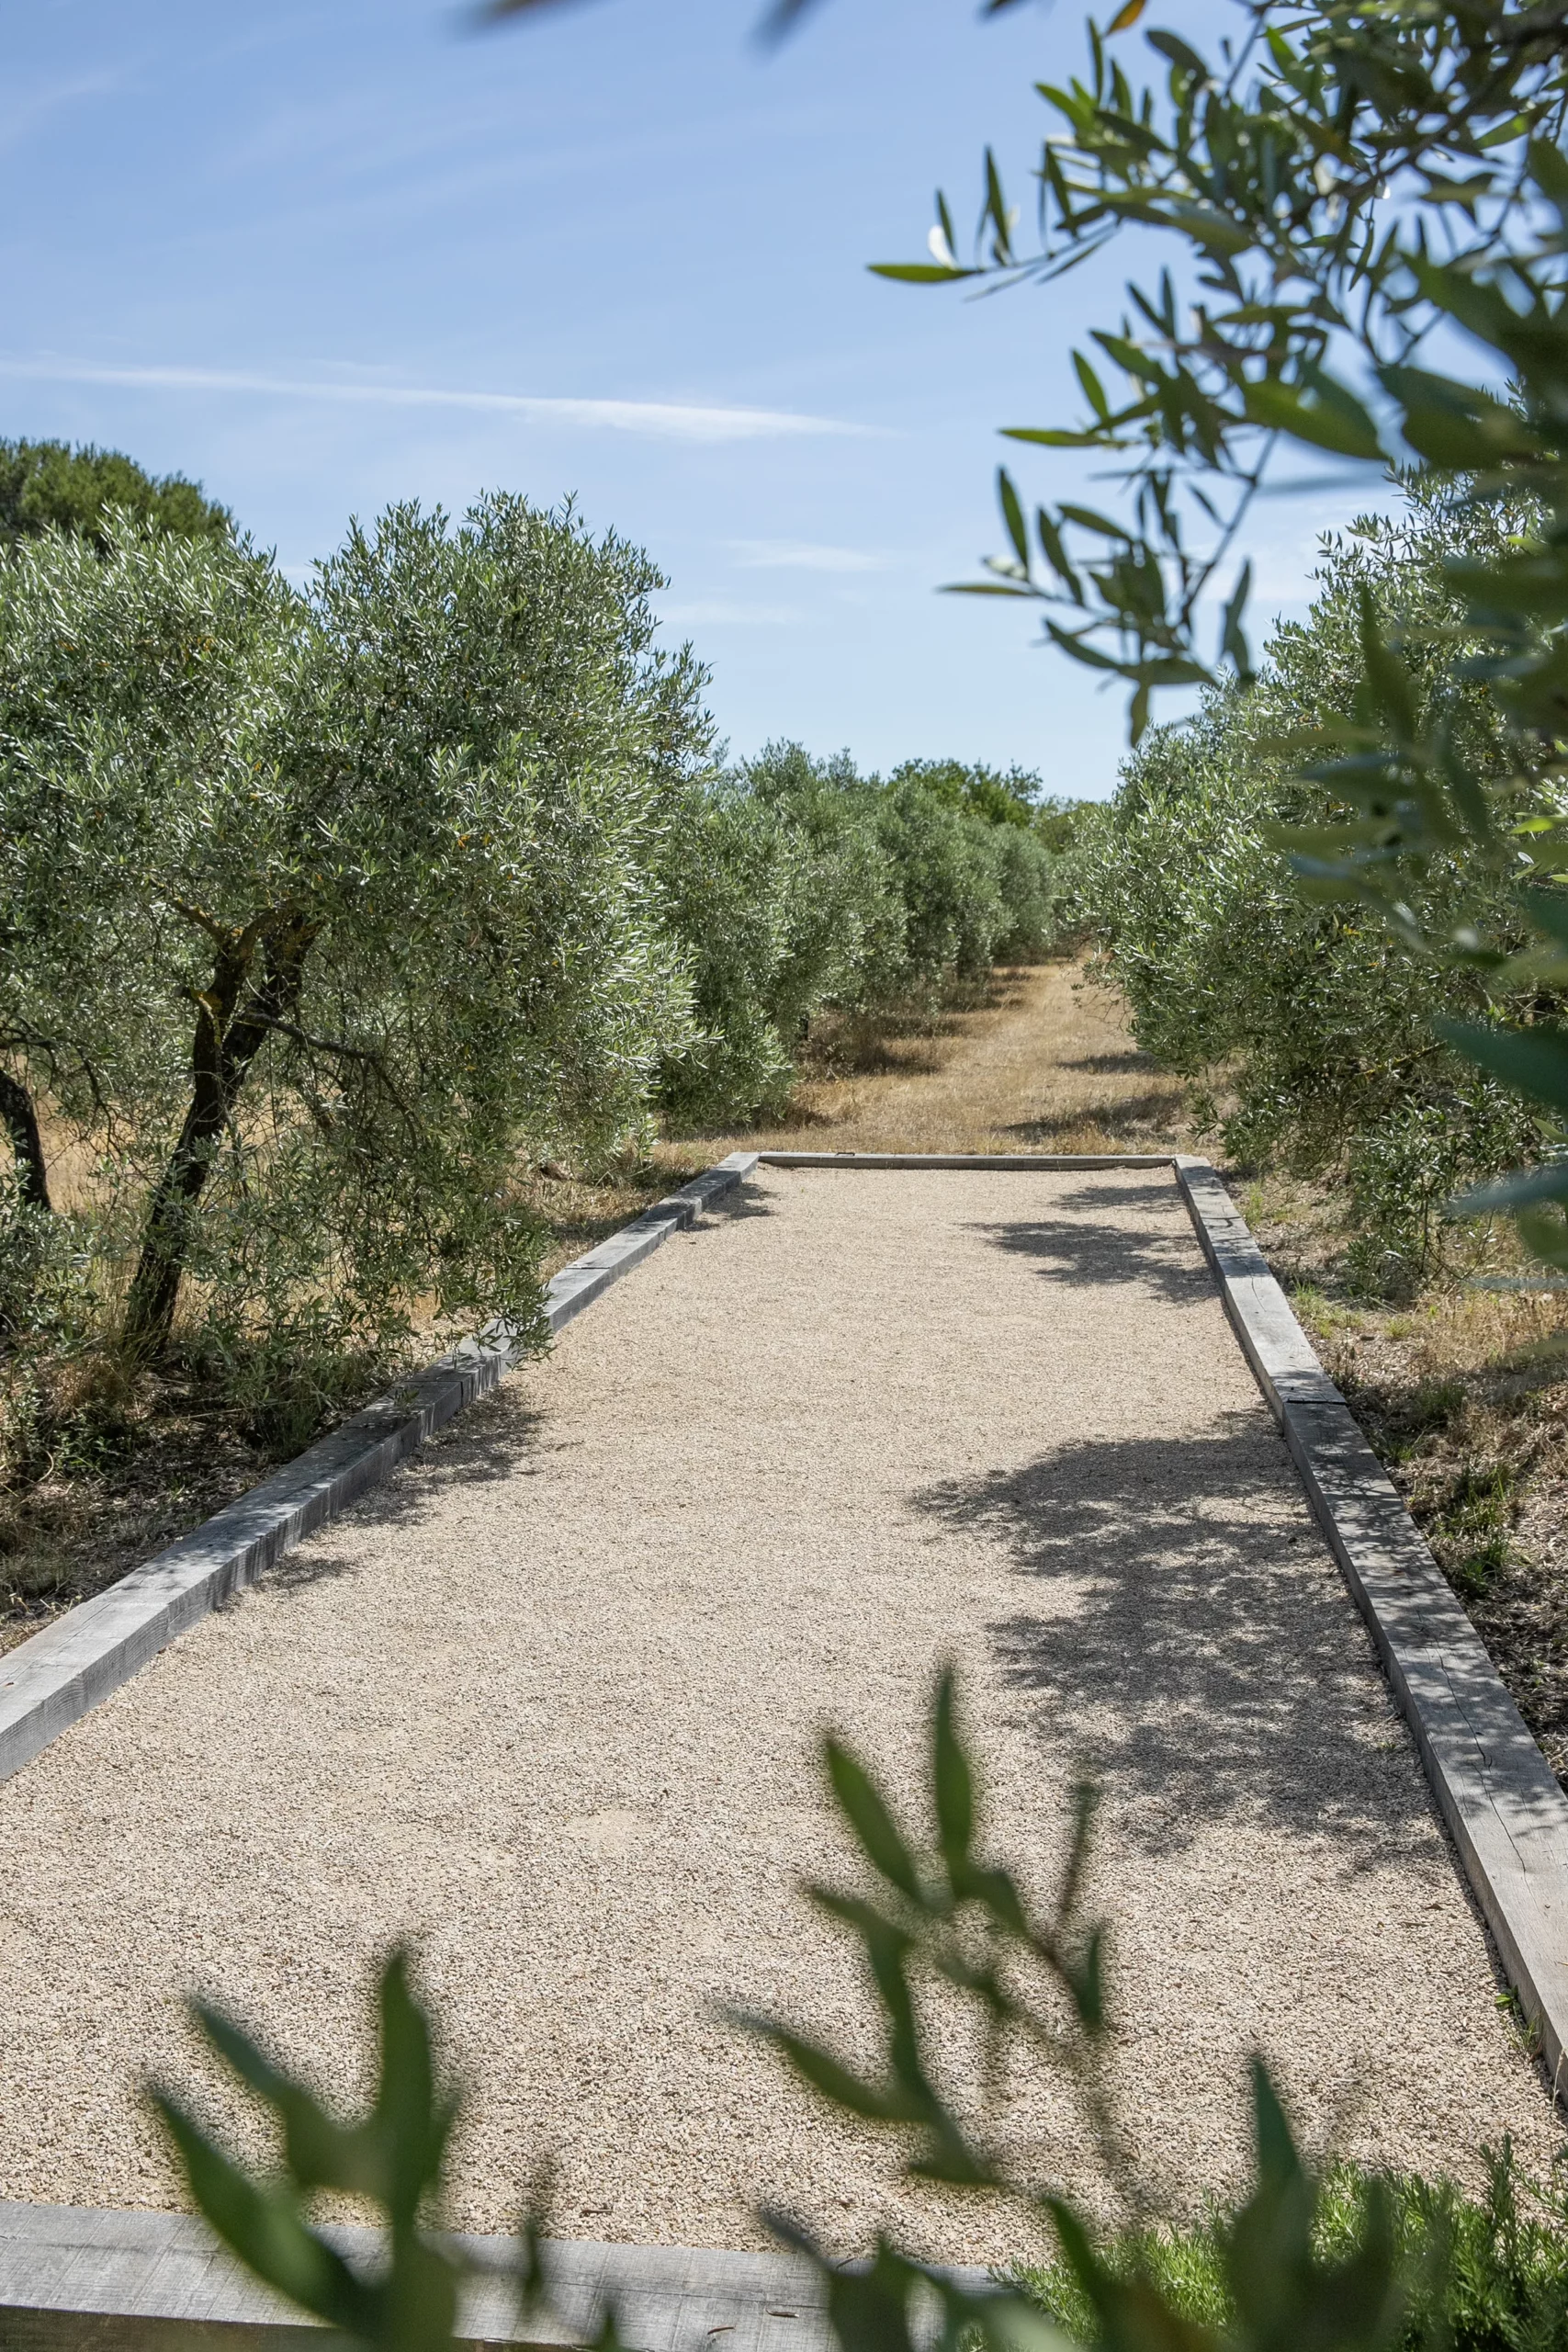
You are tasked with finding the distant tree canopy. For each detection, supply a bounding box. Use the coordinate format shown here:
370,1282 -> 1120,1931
887,756 -> 1040,829
0,439 -> 231,555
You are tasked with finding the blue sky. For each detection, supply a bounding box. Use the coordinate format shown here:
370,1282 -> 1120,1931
3,0 -> 1386,796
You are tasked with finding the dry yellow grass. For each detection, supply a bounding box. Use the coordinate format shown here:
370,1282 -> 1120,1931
679,956 -> 1192,1162
1239,1170 -> 1568,1789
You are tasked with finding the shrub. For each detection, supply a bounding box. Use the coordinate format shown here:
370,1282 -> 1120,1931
1013,2146 -> 1568,2352
0,1173 -> 94,1486
1084,481 -> 1548,1286
656,741 -> 1056,1126
875,774 -> 1009,982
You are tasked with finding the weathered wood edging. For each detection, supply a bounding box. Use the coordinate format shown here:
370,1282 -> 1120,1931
0,2198 -> 991,2348
1170,1155 -> 1568,2095
0,1153 -> 759,1788
759,1150 -> 1172,1170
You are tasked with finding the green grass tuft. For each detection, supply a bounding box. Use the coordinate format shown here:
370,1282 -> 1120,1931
1008,2145 -> 1568,2352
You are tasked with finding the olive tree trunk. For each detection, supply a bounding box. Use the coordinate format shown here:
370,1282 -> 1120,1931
122,918 -> 315,1357
0,1069 -> 50,1212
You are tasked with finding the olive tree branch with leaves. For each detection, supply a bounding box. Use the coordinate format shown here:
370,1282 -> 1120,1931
872,0 -> 1568,727
840,0 -> 1568,1254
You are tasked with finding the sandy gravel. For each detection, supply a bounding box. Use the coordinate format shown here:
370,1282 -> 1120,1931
0,1168 -> 1556,2259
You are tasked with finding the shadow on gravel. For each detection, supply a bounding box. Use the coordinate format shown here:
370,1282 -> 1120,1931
265,1548 -> 359,1594
913,1419 -> 1431,1865
257,1397 -> 559,1587
967,1184 -> 1209,1308
255,1193 -> 768,1585
700,1179 -> 775,1226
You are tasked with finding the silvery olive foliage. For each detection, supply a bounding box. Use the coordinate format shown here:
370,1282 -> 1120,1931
657,742 -> 1056,1126
0,495 -> 705,1368
870,0 -> 1568,1254
1083,479 -> 1544,1284
0,486 -> 1062,1431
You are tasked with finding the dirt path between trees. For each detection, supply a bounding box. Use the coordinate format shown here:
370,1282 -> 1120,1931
0,1165 -> 1555,2261
701,957 -> 1192,1159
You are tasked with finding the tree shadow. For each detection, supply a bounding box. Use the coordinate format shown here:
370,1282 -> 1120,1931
256,1191 -> 773,1586
1061,1049 -> 1164,1076
700,1178 -> 776,1225
1001,1092 -> 1188,1140
264,1548 -> 359,1593
339,1396 -> 557,1536
913,1421 -> 1434,1865
965,1183 -> 1210,1306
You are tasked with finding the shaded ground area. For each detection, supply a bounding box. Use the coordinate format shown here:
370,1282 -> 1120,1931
0,1167 -> 1551,2266
0,1162 -> 680,1657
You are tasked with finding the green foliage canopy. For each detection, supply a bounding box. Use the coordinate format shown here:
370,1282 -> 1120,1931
0,495 -> 705,1361
868,0 -> 1568,1254
656,741 -> 1058,1126
888,756 -> 1043,829
1084,480 -> 1543,1282
0,437 -> 231,554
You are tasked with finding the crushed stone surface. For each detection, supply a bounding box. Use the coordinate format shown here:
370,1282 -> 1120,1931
0,1167 -> 1556,2259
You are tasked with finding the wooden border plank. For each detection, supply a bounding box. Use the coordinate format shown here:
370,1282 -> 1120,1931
1172,1154 -> 1568,2090
0,2199 -> 991,2348
757,1152 -> 1170,1170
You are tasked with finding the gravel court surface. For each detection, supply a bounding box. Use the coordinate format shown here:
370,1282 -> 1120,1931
0,1165 -> 1556,2259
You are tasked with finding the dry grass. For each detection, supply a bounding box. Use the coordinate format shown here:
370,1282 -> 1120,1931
670,956 -> 1192,1160
1244,1170 -> 1568,1789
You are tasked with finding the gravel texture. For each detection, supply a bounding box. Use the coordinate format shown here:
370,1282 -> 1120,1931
0,1166 -> 1556,2261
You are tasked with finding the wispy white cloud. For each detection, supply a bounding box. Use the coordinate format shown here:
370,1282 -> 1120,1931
0,356 -> 868,446
1242,487 -> 1397,609
728,538 -> 889,573
0,70 -> 126,154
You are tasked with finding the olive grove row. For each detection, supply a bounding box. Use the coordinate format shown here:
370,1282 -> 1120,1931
0,468 -> 1055,1455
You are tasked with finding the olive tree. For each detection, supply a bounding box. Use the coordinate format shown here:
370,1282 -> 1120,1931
0,495 -> 705,1360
